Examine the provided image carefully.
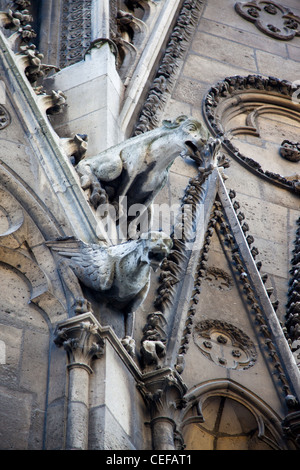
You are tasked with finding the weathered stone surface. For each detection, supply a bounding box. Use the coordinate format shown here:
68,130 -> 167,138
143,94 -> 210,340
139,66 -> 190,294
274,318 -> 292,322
1,0 -> 300,452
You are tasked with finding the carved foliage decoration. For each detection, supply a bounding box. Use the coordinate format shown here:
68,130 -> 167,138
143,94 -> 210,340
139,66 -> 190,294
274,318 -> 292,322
286,216 -> 300,365
0,2 -> 66,114
133,0 -> 205,135
54,318 -> 105,373
235,1 -> 300,40
280,140 -> 300,163
203,74 -> 300,194
204,267 -> 234,291
193,319 -> 257,370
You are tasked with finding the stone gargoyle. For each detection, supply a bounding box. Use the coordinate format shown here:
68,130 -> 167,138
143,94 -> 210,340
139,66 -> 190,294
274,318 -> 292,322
76,115 -> 214,220
46,231 -> 172,355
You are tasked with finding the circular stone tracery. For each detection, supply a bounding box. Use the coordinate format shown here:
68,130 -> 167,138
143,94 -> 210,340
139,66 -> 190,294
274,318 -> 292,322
193,319 -> 257,370
203,74 -> 300,194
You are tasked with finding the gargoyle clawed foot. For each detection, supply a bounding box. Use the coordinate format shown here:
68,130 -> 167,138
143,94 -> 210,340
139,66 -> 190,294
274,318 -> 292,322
79,173 -> 108,208
90,182 -> 107,208
73,297 -> 92,315
121,336 -> 136,357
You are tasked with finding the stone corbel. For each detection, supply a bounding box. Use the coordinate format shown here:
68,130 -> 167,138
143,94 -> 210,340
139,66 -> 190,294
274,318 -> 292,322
0,8 -> 32,32
60,134 -> 88,165
117,9 -> 148,46
0,7 -> 36,51
36,89 -> 67,115
54,313 -> 105,450
15,44 -> 60,86
138,368 -> 187,450
123,0 -> 158,22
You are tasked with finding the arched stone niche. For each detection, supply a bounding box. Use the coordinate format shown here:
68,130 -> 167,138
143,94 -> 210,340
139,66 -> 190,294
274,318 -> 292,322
203,75 -> 300,194
180,380 -> 290,450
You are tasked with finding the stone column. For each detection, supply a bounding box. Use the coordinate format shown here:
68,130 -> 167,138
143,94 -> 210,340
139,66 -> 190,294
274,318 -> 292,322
54,313 -> 105,450
151,417 -> 177,450
138,369 -> 187,450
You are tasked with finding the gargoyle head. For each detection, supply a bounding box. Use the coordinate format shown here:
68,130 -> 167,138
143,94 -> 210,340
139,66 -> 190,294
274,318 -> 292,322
142,231 -> 173,271
162,115 -> 209,159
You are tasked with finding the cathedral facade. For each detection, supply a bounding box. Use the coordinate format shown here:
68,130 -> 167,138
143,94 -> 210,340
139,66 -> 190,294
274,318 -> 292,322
0,0 -> 300,451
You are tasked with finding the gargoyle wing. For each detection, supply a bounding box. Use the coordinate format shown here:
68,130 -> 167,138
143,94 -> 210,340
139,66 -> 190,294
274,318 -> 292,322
45,237 -> 115,292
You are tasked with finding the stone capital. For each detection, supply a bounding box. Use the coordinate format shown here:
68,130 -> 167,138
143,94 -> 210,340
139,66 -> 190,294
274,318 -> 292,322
54,313 -> 105,373
138,368 -> 187,420
137,368 -> 187,450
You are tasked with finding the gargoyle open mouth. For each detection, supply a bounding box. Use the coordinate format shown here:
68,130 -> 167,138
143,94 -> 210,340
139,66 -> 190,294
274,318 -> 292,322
148,250 -> 168,270
185,140 -> 199,156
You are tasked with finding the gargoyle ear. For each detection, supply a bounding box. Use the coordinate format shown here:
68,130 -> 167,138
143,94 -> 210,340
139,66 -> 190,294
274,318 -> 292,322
162,115 -> 188,129
175,115 -> 188,123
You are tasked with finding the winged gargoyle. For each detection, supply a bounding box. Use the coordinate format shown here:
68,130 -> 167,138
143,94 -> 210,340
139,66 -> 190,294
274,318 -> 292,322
46,231 -> 172,355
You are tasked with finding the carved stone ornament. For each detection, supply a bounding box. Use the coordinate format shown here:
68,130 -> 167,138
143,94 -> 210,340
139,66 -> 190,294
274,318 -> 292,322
235,1 -> 300,40
0,105 -> 11,130
203,74 -> 300,194
46,232 -> 172,354
76,116 -> 219,230
280,140 -> 300,163
140,311 -> 167,368
133,0 -> 205,135
0,0 -> 65,114
203,267 -> 234,291
16,44 -> 60,86
193,320 -> 257,370
59,0 -> 92,68
54,317 -> 105,373
286,217 -> 300,355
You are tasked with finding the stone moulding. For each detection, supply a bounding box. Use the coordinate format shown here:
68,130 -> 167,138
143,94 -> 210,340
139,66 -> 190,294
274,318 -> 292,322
203,74 -> 300,195
286,216 -> 300,359
0,28 -> 100,243
130,0 -> 205,136
181,379 -> 290,450
235,1 -> 300,41
216,176 -> 300,405
171,171 -> 300,408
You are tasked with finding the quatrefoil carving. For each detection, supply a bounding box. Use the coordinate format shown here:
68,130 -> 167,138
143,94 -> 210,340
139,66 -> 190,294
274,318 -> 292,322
193,320 -> 257,370
235,1 -> 300,40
